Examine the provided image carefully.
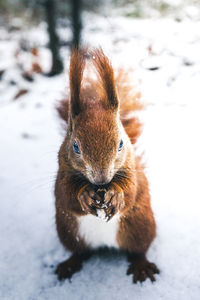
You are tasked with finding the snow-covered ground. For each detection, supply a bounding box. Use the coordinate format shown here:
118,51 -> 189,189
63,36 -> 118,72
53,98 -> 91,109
0,10 -> 200,300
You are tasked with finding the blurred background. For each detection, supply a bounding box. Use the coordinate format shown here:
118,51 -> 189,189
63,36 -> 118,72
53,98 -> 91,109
0,0 -> 199,78
0,1 -> 200,300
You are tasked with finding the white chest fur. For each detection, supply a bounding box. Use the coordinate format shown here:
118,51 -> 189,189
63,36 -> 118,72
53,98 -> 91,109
78,212 -> 120,249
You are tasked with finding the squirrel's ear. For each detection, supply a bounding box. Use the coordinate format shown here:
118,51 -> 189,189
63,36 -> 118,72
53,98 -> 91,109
69,48 -> 86,117
91,48 -> 119,111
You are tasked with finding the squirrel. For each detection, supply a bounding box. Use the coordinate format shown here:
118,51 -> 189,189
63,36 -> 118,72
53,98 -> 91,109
55,48 -> 159,283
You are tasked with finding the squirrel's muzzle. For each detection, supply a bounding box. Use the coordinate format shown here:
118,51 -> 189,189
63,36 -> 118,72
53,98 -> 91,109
86,164 -> 115,185
92,170 -> 113,185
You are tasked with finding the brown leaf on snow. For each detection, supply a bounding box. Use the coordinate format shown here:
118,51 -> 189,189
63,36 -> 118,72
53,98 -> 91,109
31,47 -> 39,57
14,88 -> 29,100
31,62 -> 42,74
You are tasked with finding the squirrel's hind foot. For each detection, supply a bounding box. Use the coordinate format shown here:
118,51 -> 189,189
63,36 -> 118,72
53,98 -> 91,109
127,253 -> 160,283
55,252 -> 91,281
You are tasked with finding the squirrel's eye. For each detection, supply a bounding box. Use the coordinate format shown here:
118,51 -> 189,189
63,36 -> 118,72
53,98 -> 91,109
118,140 -> 123,151
73,141 -> 81,154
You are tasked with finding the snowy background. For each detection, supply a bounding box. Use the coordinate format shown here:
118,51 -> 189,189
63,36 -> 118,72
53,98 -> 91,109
1,1 -> 200,299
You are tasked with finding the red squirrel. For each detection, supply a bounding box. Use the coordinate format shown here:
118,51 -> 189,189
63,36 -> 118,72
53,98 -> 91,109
55,48 -> 159,283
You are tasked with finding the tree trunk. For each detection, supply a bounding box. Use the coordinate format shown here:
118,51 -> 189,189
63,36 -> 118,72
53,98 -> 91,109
71,0 -> 82,48
44,0 -> 63,76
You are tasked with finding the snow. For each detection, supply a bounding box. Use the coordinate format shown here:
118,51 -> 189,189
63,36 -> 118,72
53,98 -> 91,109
1,10 -> 200,300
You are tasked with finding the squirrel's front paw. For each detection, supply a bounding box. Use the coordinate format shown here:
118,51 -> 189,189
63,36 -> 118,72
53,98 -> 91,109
98,183 -> 125,221
77,184 -> 102,215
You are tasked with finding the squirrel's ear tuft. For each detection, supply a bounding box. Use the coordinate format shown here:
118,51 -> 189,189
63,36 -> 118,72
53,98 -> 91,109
69,48 -> 86,117
90,48 -> 119,111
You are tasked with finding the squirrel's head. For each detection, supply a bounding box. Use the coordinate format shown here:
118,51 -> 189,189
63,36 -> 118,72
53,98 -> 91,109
63,48 -> 131,185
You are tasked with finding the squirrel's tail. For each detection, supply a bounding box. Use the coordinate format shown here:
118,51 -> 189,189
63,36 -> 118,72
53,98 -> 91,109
115,68 -> 143,144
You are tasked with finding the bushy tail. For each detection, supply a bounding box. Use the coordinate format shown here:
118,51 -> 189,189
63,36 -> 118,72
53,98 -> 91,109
115,68 -> 143,144
57,49 -> 143,144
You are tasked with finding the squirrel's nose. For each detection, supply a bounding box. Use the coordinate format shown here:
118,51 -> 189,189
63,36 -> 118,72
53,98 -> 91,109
94,179 -> 109,185
93,172 -> 111,185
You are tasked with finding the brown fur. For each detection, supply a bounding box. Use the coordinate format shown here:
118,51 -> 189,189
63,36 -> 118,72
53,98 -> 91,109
55,48 -> 159,283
